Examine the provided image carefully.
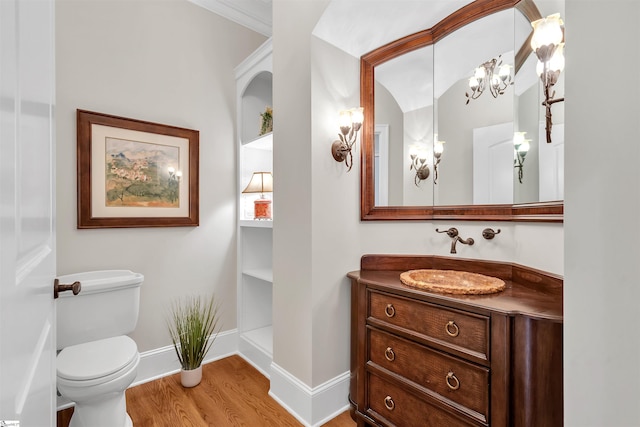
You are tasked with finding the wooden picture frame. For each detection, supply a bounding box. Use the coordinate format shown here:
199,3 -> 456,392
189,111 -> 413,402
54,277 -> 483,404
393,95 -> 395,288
77,110 -> 199,228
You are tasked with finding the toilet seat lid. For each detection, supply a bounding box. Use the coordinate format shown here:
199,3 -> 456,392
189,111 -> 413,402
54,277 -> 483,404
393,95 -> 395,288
57,335 -> 138,381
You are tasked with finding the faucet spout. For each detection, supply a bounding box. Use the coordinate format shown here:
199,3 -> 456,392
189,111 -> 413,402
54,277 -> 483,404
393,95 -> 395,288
436,227 -> 474,254
454,236 -> 474,253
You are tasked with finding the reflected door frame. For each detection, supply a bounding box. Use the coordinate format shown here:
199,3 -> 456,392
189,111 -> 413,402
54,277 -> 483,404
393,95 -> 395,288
374,124 -> 389,206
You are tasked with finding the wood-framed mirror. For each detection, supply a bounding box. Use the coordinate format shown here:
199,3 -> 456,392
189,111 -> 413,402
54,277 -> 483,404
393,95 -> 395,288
360,0 -> 563,222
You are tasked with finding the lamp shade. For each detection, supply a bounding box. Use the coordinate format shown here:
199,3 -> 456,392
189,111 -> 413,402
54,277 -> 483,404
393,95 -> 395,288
242,172 -> 273,194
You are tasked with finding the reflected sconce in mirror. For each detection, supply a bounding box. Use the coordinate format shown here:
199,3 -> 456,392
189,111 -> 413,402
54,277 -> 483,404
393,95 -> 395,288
331,107 -> 364,172
531,13 -> 565,143
167,167 -> 182,200
513,132 -> 530,184
465,55 -> 512,104
242,171 -> 273,220
433,140 -> 444,184
168,166 -> 182,182
409,145 -> 430,186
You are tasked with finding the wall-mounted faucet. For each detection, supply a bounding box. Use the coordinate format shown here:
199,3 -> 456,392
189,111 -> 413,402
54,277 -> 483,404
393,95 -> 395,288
435,227 -> 474,254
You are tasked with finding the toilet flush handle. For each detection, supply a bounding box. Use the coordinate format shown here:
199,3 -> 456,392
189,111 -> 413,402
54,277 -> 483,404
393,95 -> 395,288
53,278 -> 81,299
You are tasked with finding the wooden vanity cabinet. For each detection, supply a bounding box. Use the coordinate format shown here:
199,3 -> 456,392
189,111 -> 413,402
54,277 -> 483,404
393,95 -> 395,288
348,255 -> 563,427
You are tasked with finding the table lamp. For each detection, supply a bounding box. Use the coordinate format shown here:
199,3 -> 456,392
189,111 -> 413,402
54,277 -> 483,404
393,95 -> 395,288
242,171 -> 273,220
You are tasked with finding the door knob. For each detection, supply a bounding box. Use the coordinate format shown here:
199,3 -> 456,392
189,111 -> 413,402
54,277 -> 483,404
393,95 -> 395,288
54,279 -> 81,299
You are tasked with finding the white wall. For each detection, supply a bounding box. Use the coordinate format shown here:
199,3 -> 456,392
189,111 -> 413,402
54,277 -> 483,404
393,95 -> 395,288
272,0 -> 328,388
55,0 -> 266,352
564,1 -> 640,425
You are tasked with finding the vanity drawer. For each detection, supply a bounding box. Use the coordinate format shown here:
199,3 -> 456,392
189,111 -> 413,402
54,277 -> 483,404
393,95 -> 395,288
367,372 -> 478,427
368,327 -> 489,423
369,291 -> 489,361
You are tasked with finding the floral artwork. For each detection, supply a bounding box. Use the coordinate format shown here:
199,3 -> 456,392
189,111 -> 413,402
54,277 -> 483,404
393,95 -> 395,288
105,138 -> 180,208
77,109 -> 199,228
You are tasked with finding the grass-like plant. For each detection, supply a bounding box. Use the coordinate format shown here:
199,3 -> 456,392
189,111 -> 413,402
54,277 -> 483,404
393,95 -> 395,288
167,295 -> 221,371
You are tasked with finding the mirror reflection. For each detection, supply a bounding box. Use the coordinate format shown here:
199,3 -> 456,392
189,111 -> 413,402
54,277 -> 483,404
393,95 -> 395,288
374,45 -> 434,206
370,0 -> 564,211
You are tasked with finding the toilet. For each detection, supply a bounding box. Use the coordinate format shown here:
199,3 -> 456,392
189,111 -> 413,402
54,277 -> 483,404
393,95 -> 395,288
56,270 -> 144,427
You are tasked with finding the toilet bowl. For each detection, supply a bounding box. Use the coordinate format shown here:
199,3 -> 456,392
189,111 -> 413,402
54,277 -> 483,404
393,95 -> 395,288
57,336 -> 140,427
56,270 -> 144,427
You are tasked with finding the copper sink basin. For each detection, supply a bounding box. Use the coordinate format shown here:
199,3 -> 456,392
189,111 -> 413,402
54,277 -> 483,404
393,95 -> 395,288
399,269 -> 505,295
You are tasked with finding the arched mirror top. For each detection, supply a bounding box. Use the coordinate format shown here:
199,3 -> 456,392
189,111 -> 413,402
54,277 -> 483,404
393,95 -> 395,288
360,0 -> 563,222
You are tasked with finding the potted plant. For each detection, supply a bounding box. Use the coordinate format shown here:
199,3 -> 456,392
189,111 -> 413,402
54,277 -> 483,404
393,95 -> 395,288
259,106 -> 273,136
167,294 -> 221,387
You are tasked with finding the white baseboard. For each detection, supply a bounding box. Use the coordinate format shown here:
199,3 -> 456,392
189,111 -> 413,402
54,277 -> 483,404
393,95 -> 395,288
269,362 -> 351,427
132,328 -> 238,387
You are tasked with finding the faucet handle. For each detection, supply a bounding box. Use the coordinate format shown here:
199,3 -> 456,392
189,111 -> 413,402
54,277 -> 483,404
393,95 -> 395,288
436,227 -> 459,238
482,228 -> 501,240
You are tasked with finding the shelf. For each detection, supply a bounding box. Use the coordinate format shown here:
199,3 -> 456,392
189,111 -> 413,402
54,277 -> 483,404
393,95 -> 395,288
242,132 -> 272,150
243,268 -> 273,282
239,219 -> 273,228
242,325 -> 273,355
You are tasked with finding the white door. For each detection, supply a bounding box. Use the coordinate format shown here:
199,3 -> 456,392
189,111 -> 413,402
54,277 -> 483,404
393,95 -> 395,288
473,122 -> 514,205
1,0 -> 57,425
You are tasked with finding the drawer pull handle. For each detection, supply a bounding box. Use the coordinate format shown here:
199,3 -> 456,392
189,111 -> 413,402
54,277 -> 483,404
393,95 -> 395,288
384,304 -> 396,318
446,372 -> 460,390
384,347 -> 395,362
445,320 -> 459,337
384,396 -> 395,411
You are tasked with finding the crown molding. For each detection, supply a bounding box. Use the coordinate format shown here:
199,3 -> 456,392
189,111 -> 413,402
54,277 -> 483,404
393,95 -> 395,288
189,0 -> 272,37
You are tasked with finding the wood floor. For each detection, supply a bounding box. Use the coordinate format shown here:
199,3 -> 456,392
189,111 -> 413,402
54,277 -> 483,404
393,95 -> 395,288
57,355 -> 356,427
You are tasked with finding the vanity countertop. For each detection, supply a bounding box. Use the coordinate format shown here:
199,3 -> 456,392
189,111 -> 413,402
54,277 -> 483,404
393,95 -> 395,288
348,254 -> 563,322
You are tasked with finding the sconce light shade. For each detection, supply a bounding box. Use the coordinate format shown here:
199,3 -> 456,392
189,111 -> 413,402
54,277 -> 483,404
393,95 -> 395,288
530,14 -> 564,58
536,43 -> 565,79
242,172 -> 273,220
434,140 -> 444,156
349,107 -> 364,126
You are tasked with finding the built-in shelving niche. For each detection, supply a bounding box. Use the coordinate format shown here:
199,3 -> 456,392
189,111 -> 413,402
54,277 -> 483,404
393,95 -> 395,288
235,38 -> 273,377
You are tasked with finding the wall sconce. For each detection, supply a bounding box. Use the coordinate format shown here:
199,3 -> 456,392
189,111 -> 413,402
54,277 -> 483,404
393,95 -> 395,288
331,107 -> 364,172
513,132 -> 530,184
465,55 -> 512,104
531,13 -> 565,143
433,140 -> 444,184
242,171 -> 273,220
409,146 -> 430,186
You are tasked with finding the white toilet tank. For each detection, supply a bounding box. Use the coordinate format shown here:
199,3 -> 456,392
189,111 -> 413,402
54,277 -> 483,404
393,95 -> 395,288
56,270 -> 144,350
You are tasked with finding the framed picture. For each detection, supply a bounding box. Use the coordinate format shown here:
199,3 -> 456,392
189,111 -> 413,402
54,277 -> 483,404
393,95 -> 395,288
77,110 -> 199,228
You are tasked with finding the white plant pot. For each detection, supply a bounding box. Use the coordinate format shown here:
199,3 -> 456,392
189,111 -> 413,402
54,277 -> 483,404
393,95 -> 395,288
180,365 -> 202,388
